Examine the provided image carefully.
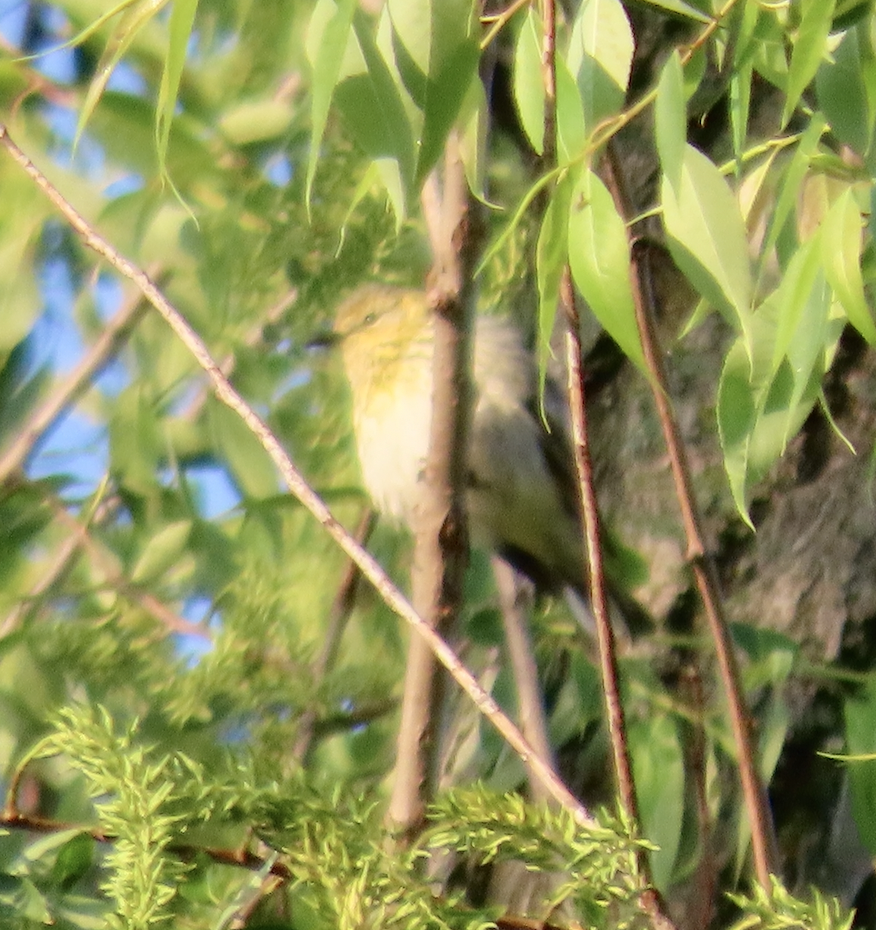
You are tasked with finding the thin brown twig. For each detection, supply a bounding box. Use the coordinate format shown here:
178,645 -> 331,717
41,489 -> 211,642
561,272 -> 673,930
0,122 -> 593,826
602,143 -> 778,890
0,277 -> 159,485
539,2 -> 672,923
492,557 -> 556,802
0,489 -> 121,637
180,287 -> 298,422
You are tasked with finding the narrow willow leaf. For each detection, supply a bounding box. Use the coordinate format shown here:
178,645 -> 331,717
328,10 -> 417,222
717,292 -> 837,525
75,0 -> 170,148
633,0 -> 712,23
536,173 -> 574,393
513,7 -> 545,156
209,401 -> 280,499
156,0 -> 199,174
387,0 -> 479,183
757,114 -> 825,279
770,232 -> 823,373
305,0 -> 357,213
729,60 -> 753,171
717,338 -> 759,528
568,168 -> 647,373
783,0 -> 837,127
661,144 -> 753,344
556,59 -> 586,164
822,187 -> 876,344
816,28 -> 872,155
130,520 -> 193,585
784,269 -> 831,429
845,678 -> 876,855
459,76 -> 490,201
655,50 -> 685,192
629,715 -> 684,891
566,0 -> 634,133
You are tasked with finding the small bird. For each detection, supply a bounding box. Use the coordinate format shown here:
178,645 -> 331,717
332,283 -> 587,595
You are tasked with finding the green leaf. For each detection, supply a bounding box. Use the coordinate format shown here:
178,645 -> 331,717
633,0 -> 712,23
75,0 -> 171,149
130,520 -> 193,584
771,231 -> 824,373
305,0 -> 358,212
655,50 -> 685,192
155,0 -> 198,175
536,172 -> 574,391
555,59 -> 586,164
329,10 -> 418,221
208,401 -> 280,500
567,168 -> 647,373
717,337 -> 759,527
729,60 -> 753,171
757,114 -> 825,279
783,0 -> 837,127
661,144 -> 754,343
387,0 -> 479,183
459,75 -> 490,201
513,7 -> 545,155
816,27 -> 873,155
629,714 -> 684,890
717,290 -> 838,525
822,187 -> 876,344
845,676 -> 876,854
566,0 -> 634,134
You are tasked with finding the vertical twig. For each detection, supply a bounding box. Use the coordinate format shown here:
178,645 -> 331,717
492,557 -> 556,801
603,143 -> 778,890
387,133 -> 479,837
0,278 -> 159,485
540,3 -> 675,925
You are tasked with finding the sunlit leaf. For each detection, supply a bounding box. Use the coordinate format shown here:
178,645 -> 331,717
783,0 -> 836,127
536,171 -> 574,391
661,144 -> 754,344
513,7 -> 545,155
387,0 -> 479,182
816,27 -> 873,156
75,0 -> 170,149
566,0 -> 634,133
130,520 -> 193,585
633,0 -> 712,22
305,0 -> 358,212
556,59 -> 586,163
155,0 -> 198,176
567,168 -> 647,373
757,114 -> 825,278
822,187 -> 876,344
655,50 -> 685,192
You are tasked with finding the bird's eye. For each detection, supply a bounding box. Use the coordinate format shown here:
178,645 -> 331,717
363,312 -> 377,326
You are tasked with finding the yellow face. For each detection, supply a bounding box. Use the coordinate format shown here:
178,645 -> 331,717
333,285 -> 434,404
334,284 -> 431,347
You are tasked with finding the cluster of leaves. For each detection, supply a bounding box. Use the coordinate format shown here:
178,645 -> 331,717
4,705 -> 646,930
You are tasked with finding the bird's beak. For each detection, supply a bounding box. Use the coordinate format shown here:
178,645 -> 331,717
306,328 -> 340,351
